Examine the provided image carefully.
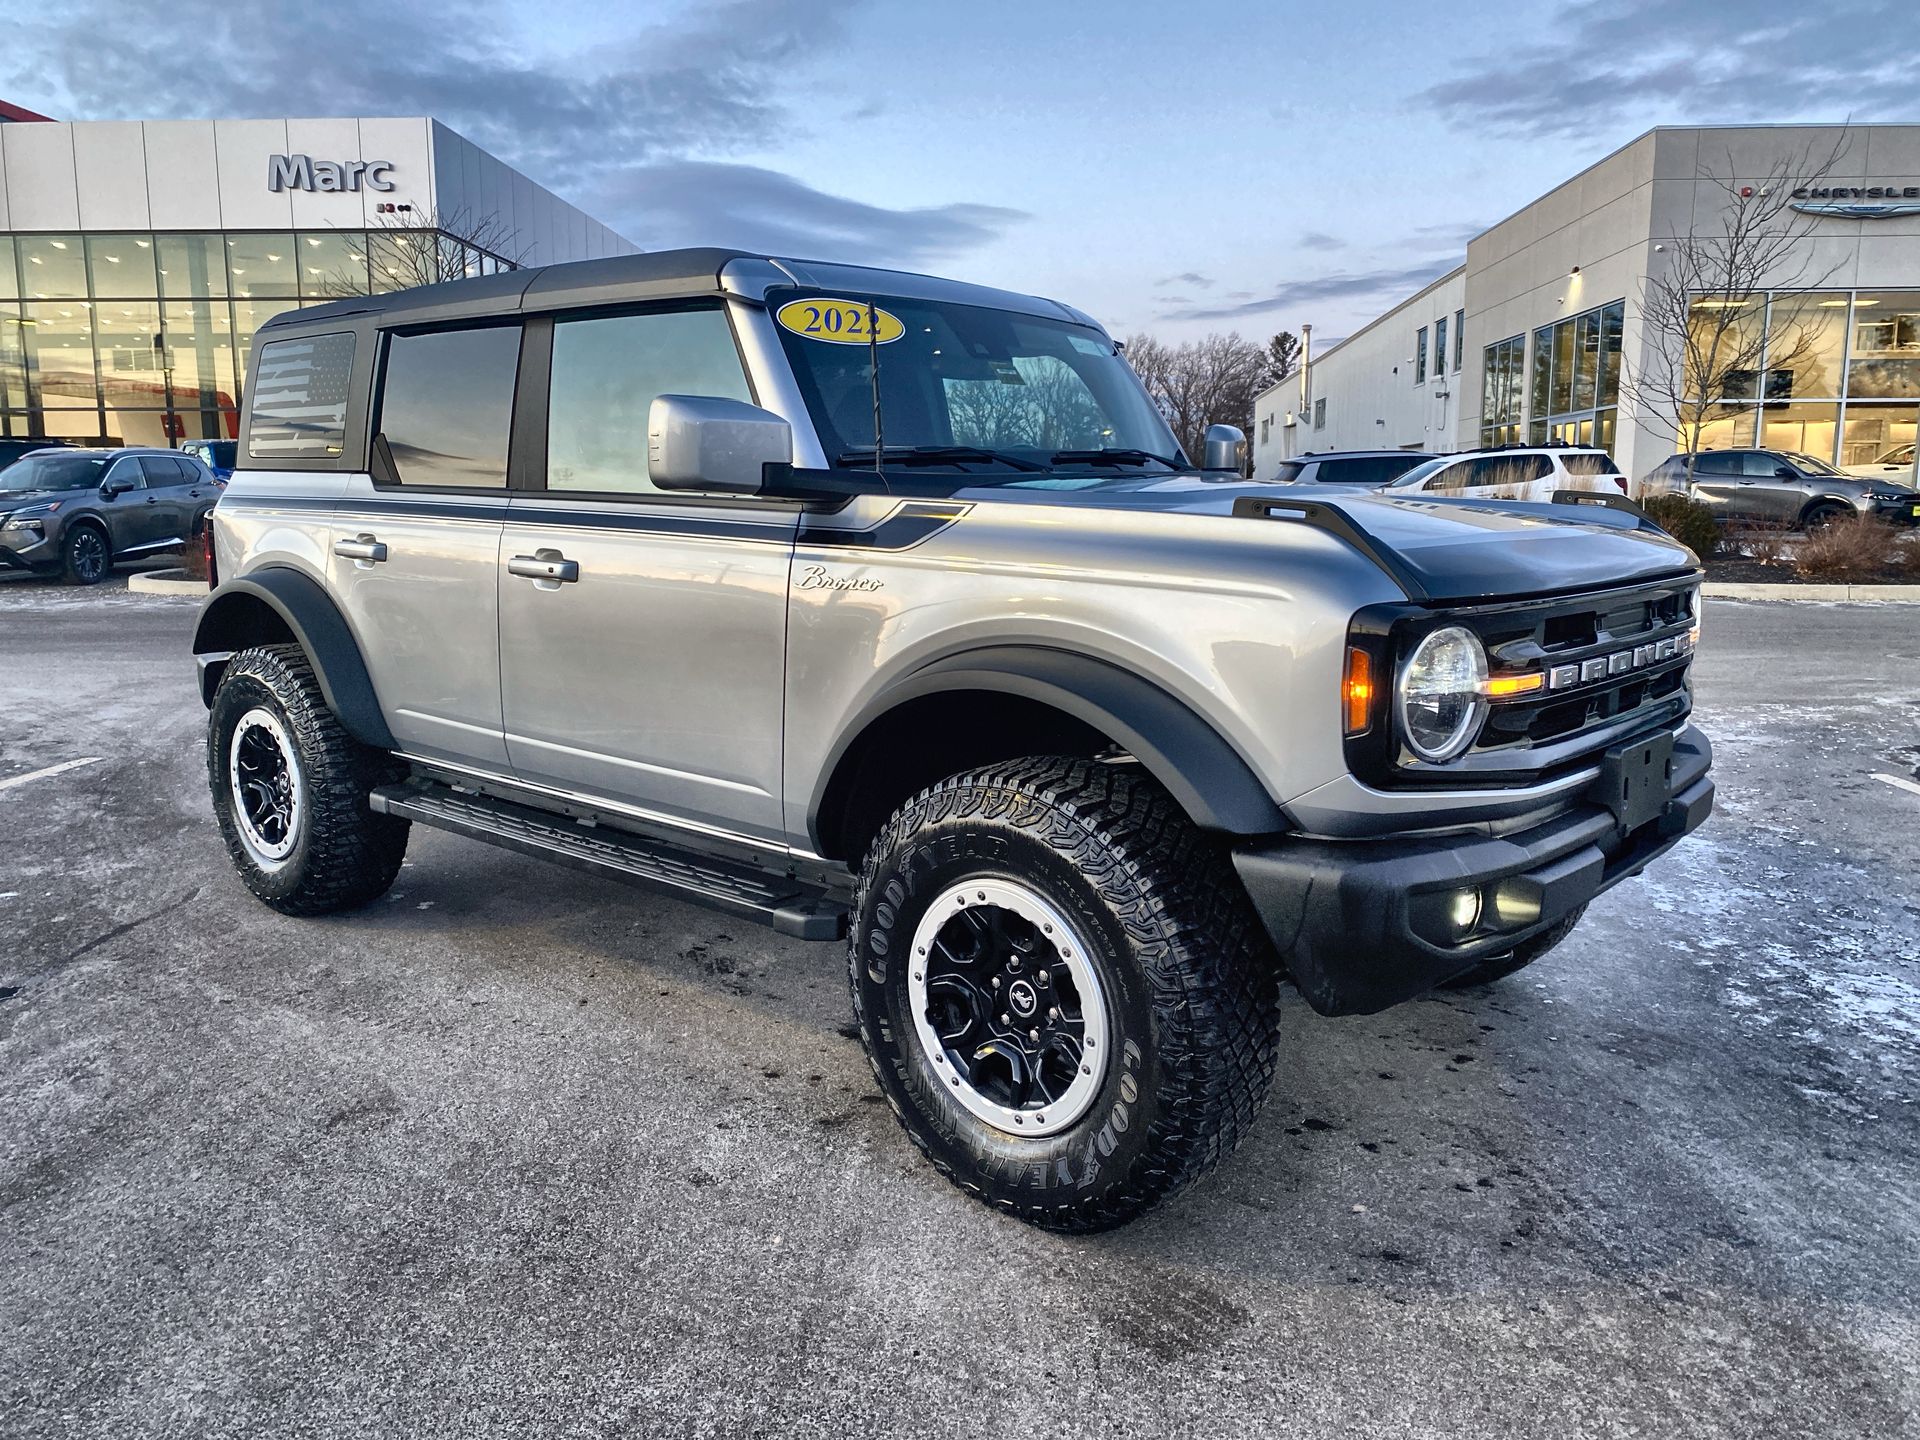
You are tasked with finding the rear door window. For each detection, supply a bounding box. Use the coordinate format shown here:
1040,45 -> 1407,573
1691,452 -> 1741,475
1467,454 -> 1551,488
376,324 -> 522,489
248,332 -> 356,461
139,455 -> 195,487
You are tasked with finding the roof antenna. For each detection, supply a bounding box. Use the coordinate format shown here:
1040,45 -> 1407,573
866,299 -> 888,490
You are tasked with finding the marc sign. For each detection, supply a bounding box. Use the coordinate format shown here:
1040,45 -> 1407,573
1789,184 -> 1920,220
267,153 -> 396,194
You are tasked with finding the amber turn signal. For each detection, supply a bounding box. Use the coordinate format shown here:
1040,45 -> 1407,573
1343,646 -> 1375,735
1482,671 -> 1546,700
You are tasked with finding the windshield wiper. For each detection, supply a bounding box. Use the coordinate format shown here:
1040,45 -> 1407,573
835,445 -> 1046,472
1048,448 -> 1180,469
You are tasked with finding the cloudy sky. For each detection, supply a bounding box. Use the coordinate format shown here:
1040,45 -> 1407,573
12,0 -> 1913,344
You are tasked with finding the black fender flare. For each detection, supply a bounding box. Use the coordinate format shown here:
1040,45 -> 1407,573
191,568 -> 395,749
813,645 -> 1288,841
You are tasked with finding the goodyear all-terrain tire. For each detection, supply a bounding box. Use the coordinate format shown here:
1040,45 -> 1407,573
208,644 -> 408,915
1440,903 -> 1588,989
850,757 -> 1282,1232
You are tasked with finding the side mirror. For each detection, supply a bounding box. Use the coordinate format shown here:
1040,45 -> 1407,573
100,476 -> 134,499
1774,464 -> 1797,479
648,394 -> 792,495
1202,423 -> 1247,473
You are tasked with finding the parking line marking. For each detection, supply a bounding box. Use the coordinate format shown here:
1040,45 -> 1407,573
0,757 -> 104,792
1871,772 -> 1920,799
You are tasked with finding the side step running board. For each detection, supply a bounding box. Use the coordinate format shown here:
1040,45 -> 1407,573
370,782 -> 848,941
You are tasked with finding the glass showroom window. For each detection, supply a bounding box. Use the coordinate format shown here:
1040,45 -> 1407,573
1684,290 -> 1920,465
1527,299 -> 1624,446
1479,334 -> 1525,446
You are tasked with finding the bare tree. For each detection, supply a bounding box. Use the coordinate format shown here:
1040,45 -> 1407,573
1620,132 -> 1850,490
1122,330 -> 1270,462
315,206 -> 531,298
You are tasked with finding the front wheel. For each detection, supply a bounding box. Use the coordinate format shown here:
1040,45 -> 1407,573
851,758 -> 1282,1232
61,525 -> 111,585
208,644 -> 409,915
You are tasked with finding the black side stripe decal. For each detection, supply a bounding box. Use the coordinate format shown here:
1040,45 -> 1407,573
798,501 -> 969,552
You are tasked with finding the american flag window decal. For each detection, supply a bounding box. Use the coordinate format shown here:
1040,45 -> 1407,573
248,332 -> 355,460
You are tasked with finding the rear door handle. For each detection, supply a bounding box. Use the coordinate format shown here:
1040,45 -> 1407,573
334,534 -> 388,564
509,550 -> 580,585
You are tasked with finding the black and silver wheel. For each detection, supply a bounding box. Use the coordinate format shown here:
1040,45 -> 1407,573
1802,502 -> 1849,530
61,525 -> 110,585
208,644 -> 408,915
1441,903 -> 1587,989
852,757 -> 1282,1232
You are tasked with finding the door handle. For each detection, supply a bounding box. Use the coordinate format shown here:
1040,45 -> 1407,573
334,534 -> 388,564
508,550 -> 580,585
145,496 -> 158,505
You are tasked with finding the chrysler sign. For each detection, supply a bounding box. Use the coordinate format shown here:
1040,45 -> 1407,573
268,154 -> 396,194
1789,184 -> 1920,220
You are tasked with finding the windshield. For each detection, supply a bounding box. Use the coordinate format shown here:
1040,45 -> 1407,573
0,453 -> 109,493
1875,444 -> 1915,465
1385,457 -> 1450,488
1787,451 -> 1844,477
768,289 -> 1184,469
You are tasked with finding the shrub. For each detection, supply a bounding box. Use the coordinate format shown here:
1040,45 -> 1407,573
1725,518 -> 1792,566
1641,493 -> 1720,560
180,525 -> 211,581
1793,515 -> 1903,582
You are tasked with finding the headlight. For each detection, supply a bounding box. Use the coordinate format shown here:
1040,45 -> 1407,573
1867,489 -> 1913,502
3,502 -> 59,527
1396,626 -> 1488,762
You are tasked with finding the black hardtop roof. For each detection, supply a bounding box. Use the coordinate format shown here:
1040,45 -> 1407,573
1296,449 -> 1437,460
263,247 -> 1088,337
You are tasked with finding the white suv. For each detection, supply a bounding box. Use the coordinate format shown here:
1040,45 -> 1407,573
1387,446 -> 1631,504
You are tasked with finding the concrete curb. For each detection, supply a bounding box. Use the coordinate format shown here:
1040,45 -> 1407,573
126,568 -> 210,596
1704,582 -> 1920,602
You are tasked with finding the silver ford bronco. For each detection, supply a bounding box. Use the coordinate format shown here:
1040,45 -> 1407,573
193,249 -> 1712,1230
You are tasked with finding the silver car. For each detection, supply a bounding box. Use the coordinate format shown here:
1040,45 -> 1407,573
192,249 -> 1714,1230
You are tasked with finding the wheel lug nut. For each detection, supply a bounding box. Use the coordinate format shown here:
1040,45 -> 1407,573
999,1013 -> 1009,1025
991,977 -> 1001,988
1047,1007 -> 1058,1020
1028,1029 -> 1039,1042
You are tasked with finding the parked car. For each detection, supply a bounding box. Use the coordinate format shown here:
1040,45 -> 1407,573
0,437 -> 80,469
193,248 -> 1711,1231
1386,445 -> 1630,503
1643,449 -> 1920,528
179,438 -> 237,483
1843,442 -> 1917,482
1270,449 -> 1435,489
0,447 -> 220,584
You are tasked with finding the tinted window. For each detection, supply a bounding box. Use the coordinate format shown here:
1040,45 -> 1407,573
103,457 -> 147,489
377,325 -> 521,489
140,455 -> 194,485
546,308 -> 750,495
1742,452 -> 1788,478
1425,461 -> 1475,492
1559,452 -> 1620,477
1318,455 -> 1426,486
1691,452 -> 1741,476
1467,454 -> 1551,488
249,332 -> 356,461
1271,461 -> 1305,483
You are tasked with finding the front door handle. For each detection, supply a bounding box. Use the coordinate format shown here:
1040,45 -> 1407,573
334,533 -> 388,564
508,550 -> 580,586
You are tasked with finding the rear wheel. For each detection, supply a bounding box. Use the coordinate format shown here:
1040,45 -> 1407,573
208,644 -> 408,915
61,524 -> 110,585
1441,904 -> 1587,989
851,757 -> 1282,1232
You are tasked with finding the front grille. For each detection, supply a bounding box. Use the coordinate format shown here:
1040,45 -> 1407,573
1346,576 -> 1699,790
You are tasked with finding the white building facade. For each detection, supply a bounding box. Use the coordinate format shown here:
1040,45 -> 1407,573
1255,124 -> 1920,484
0,115 -> 636,445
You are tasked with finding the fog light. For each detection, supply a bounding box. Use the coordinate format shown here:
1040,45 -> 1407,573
1491,882 -> 1543,930
1448,887 -> 1482,937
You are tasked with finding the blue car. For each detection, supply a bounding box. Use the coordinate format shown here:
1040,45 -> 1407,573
178,439 -> 236,483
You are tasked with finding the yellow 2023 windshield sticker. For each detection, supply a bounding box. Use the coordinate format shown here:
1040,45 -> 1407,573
776,298 -> 905,345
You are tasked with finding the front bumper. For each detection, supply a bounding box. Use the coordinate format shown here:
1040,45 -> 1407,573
1866,497 -> 1920,525
1235,725 -> 1713,1016
0,532 -> 57,571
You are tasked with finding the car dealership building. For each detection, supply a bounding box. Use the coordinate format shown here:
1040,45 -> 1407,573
0,110 -> 634,446
1253,124 -> 1920,484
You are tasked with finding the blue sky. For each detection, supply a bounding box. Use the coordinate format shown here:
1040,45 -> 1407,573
13,0 -> 1913,343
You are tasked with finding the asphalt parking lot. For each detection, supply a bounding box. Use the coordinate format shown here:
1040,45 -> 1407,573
2,582 -> 1917,1439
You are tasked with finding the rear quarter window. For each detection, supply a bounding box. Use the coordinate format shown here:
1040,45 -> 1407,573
1559,453 -> 1620,477
247,332 -> 356,461
1319,455 -> 1425,486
